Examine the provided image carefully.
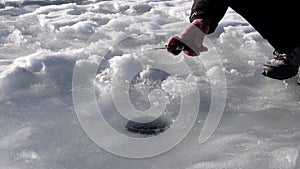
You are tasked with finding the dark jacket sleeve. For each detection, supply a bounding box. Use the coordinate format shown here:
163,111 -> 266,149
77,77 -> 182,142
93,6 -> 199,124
190,0 -> 228,34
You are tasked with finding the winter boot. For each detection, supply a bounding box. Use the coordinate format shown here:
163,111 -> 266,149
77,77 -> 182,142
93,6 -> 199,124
262,47 -> 300,80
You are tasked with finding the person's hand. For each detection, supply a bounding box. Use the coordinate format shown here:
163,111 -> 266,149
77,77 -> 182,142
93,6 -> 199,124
167,19 -> 210,56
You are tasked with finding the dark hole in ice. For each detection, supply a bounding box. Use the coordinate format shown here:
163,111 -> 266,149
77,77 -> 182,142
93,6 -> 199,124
125,116 -> 172,135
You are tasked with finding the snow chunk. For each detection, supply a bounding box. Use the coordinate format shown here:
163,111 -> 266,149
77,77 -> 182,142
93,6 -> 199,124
8,29 -> 26,45
18,149 -> 40,163
162,75 -> 198,98
269,147 -> 299,169
126,4 -> 152,15
59,20 -> 98,35
206,66 -> 225,85
0,127 -> 33,150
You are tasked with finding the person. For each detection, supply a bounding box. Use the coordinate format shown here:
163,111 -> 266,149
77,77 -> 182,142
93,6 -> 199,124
167,0 -> 300,80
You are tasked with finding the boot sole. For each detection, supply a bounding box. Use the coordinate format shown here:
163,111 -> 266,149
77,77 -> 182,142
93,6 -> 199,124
262,65 -> 299,80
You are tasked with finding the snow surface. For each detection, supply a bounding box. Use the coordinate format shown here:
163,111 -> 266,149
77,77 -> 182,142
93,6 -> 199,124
0,0 -> 300,168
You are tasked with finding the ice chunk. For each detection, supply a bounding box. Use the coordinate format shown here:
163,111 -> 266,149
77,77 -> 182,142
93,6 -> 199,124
269,147 -> 299,169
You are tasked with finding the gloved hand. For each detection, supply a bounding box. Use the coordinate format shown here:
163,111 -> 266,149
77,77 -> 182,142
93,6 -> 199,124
167,19 -> 209,56
166,36 -> 199,56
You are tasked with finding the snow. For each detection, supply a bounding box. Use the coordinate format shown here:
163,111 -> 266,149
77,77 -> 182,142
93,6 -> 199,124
0,0 -> 300,168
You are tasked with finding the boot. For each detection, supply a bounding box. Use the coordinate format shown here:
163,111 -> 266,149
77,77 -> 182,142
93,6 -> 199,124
262,47 -> 300,80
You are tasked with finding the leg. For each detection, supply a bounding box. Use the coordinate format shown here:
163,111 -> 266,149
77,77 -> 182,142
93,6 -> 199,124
229,0 -> 299,80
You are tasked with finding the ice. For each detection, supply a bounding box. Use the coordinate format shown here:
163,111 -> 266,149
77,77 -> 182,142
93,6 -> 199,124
59,21 -> 98,35
270,147 -> 299,169
0,127 -> 33,150
8,29 -> 26,45
0,0 -> 300,169
126,3 -> 152,15
18,149 -> 40,162
0,66 -> 36,92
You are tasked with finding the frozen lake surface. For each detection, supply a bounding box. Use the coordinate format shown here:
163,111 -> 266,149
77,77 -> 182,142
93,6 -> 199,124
0,0 -> 300,168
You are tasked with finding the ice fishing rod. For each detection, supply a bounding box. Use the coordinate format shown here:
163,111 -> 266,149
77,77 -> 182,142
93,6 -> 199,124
149,45 -> 186,51
146,37 -> 197,56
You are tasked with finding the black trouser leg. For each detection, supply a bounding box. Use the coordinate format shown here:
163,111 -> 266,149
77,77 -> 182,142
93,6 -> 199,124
229,0 -> 299,53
